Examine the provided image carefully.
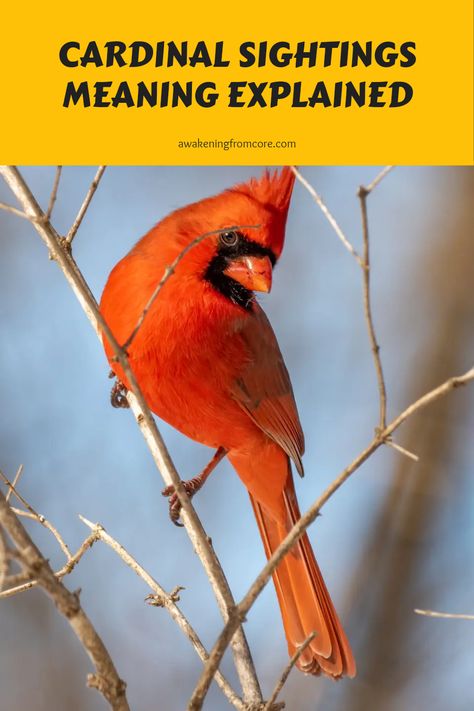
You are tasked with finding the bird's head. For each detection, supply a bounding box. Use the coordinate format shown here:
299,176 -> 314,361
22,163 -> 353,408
135,167 -> 295,311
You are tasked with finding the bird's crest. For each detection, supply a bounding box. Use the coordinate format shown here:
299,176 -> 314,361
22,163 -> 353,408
229,167 -> 295,257
239,167 -> 295,215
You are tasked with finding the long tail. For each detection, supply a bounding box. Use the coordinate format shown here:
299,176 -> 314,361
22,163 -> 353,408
249,475 -> 356,678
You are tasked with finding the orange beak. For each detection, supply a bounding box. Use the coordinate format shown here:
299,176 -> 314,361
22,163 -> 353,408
224,255 -> 273,293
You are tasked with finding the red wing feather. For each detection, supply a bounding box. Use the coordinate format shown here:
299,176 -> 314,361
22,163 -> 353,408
232,304 -> 305,476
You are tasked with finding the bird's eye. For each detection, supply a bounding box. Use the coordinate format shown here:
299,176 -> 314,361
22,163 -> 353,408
219,231 -> 239,247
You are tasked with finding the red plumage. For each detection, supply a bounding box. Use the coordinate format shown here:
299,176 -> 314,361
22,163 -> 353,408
100,168 -> 355,678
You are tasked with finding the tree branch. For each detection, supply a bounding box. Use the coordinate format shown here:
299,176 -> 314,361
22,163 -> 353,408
358,181 -> 388,430
414,609 -> 474,621
79,515 -> 246,710
5,464 -> 23,503
65,165 -> 106,245
1,468 -> 71,559
291,166 -> 363,265
0,201 -> 29,220
0,490 -> 129,710
187,364 -> 474,710
365,165 -> 394,193
262,632 -> 316,711
293,167 -> 417,460
45,165 -> 62,221
0,527 -> 100,599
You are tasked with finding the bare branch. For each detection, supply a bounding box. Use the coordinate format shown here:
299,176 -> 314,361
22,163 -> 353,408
358,180 -> 388,429
0,469 -> 71,560
0,490 -> 129,710
0,576 -> 36,597
0,526 -> 100,599
386,367 -> 474,432
79,516 -> 245,710
0,165 -> 261,706
122,224 -> 259,352
45,166 -> 62,221
291,166 -> 363,265
294,166 -> 393,433
1,571 -> 36,595
365,165 -> 394,194
414,609 -> 474,621
10,507 -> 72,559
188,364 -> 474,710
0,484 -> 101,600
65,166 -> 106,245
0,201 -> 29,220
263,632 -> 316,711
5,464 -> 23,503
385,438 -> 419,462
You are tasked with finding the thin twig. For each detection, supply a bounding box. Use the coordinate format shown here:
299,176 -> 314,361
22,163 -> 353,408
79,515 -> 245,710
358,181 -> 388,429
0,528 -> 100,599
0,165 -> 262,706
0,201 -> 29,220
297,165 -> 411,459
263,632 -> 316,711
365,166 -> 394,194
0,490 -> 129,711
10,507 -> 71,559
122,224 -> 259,352
45,166 -> 62,221
291,166 -> 363,266
414,609 -> 474,620
65,166 -> 106,245
187,364 -> 474,710
294,166 -> 392,433
0,469 -> 71,560
385,439 -> 419,462
5,464 -> 23,503
1,569 -> 35,593
0,577 -> 36,597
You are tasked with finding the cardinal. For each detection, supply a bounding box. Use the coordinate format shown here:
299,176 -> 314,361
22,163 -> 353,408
100,168 -> 355,678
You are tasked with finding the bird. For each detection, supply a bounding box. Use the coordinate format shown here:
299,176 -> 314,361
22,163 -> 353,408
100,167 -> 356,678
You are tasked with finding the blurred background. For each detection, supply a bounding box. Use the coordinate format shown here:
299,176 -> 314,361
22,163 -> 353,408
0,166 -> 473,711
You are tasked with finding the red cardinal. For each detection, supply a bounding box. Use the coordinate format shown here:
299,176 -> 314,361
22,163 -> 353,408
100,168 -> 355,678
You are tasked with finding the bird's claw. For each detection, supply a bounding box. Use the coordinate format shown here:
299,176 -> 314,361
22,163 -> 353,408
110,378 -> 129,408
162,477 -> 203,526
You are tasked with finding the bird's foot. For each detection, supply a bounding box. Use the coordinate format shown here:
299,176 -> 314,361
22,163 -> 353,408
162,476 -> 205,527
110,376 -> 129,409
162,447 -> 227,526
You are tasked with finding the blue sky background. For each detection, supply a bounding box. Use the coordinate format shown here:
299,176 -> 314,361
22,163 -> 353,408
0,166 -> 473,711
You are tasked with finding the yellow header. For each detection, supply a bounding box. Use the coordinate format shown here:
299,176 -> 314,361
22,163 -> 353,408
1,0 -> 472,164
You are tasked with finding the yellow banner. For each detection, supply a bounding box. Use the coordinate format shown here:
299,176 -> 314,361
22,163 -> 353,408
1,0 -> 472,164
